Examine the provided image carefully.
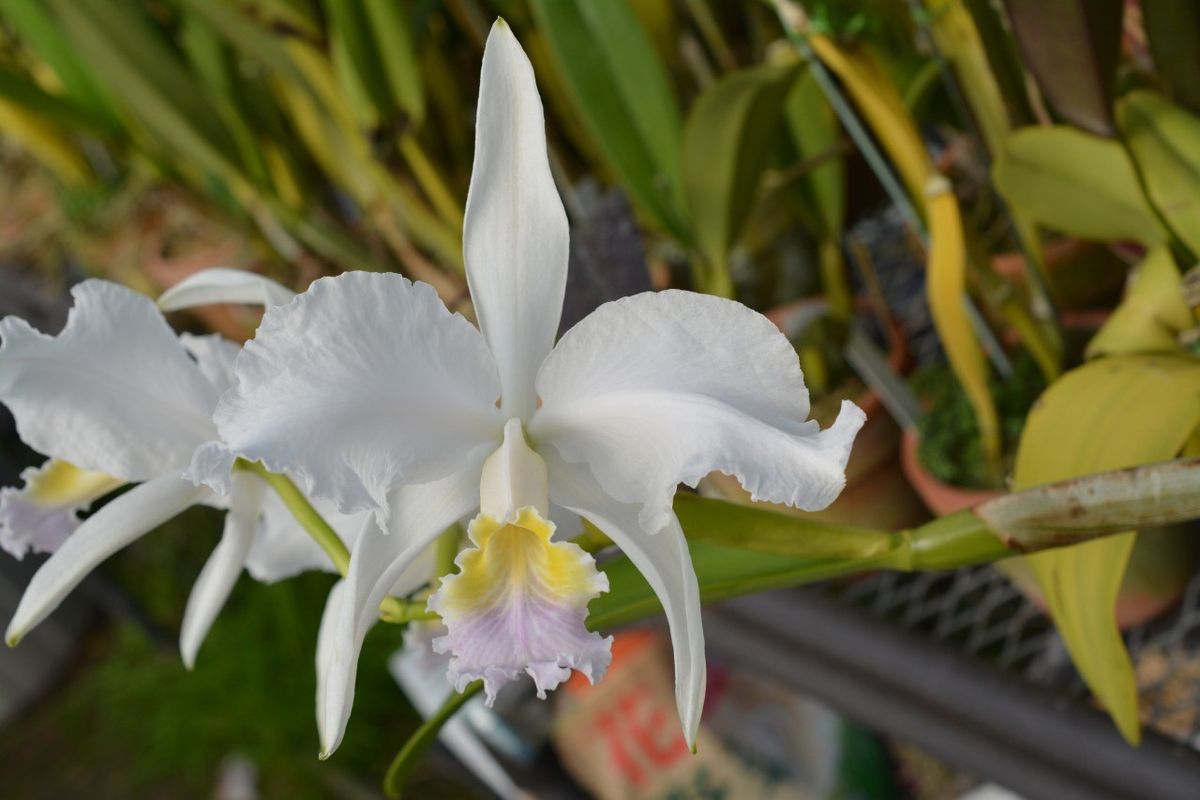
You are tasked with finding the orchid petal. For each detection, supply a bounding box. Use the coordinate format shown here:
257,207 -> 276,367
0,460 -> 124,559
531,291 -> 866,533
465,21 -> 569,420
317,449 -> 488,757
428,506 -> 612,705
6,474 -> 211,645
214,272 -> 502,518
180,333 -> 241,395
157,267 -> 294,311
180,470 -> 261,669
0,281 -> 219,481
245,490 -> 354,583
316,578 -> 347,754
545,453 -> 706,748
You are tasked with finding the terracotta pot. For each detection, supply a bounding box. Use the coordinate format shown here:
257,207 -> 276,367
899,430 -> 1001,516
901,430 -> 1198,629
701,300 -> 928,531
991,237 -> 1129,310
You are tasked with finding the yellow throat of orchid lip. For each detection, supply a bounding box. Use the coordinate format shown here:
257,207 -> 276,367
438,506 -> 599,613
426,417 -> 613,704
26,459 -> 122,507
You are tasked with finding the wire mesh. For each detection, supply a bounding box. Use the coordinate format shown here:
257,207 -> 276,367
828,565 -> 1200,748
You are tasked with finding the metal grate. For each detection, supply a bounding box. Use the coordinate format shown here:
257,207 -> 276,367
829,565 -> 1200,748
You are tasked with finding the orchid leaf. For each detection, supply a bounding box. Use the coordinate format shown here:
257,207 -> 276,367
529,0 -> 686,239
681,62 -> 799,295
1003,0 -> 1123,136
1087,247 -> 1194,358
784,70 -> 845,240
48,0 -> 242,184
1143,0 -> 1200,115
1012,355 -> 1200,744
961,0 -> 1033,125
363,0 -> 425,127
1117,90 -> 1200,259
0,0 -> 119,133
993,126 -> 1166,245
589,496 -> 1009,630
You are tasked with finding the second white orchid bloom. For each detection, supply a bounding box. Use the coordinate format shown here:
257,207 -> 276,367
211,21 -> 864,757
0,269 -> 403,668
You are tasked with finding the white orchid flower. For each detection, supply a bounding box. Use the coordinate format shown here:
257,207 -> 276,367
209,21 -> 864,757
0,269 -> 425,667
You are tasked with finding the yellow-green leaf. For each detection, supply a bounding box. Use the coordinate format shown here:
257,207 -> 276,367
993,126 -> 1166,244
1013,354 -> 1200,743
1117,90 -> 1200,258
1087,247 -> 1195,358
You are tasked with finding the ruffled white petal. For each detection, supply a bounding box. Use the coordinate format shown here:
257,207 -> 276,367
180,470 -> 261,668
6,474 -> 211,644
464,21 -> 569,420
157,267 -> 294,311
0,281 -> 219,481
531,291 -> 866,533
544,452 -> 706,749
214,272 -> 502,518
0,460 -> 123,559
317,448 -> 488,757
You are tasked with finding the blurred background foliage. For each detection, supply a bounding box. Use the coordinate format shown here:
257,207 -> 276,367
1,0 -> 1199,794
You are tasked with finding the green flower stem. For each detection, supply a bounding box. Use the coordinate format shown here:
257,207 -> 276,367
384,680 -> 484,798
235,460 -> 436,624
593,457 -> 1200,630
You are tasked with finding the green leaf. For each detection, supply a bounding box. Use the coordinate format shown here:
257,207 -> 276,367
363,0 -> 425,126
0,0 -> 119,134
1143,0 -> 1200,115
992,126 -> 1166,244
784,70 -> 845,238
1002,0 -> 1124,136
1012,354 -> 1200,744
48,0 -> 241,182
589,496 -> 1007,630
1087,247 -> 1194,358
529,0 -> 686,238
0,66 -> 113,136
681,63 -> 799,292
1117,90 -> 1200,259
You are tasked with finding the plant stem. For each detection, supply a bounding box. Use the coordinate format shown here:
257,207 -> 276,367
236,460 -> 435,624
240,460 -> 350,573
384,681 -> 484,798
